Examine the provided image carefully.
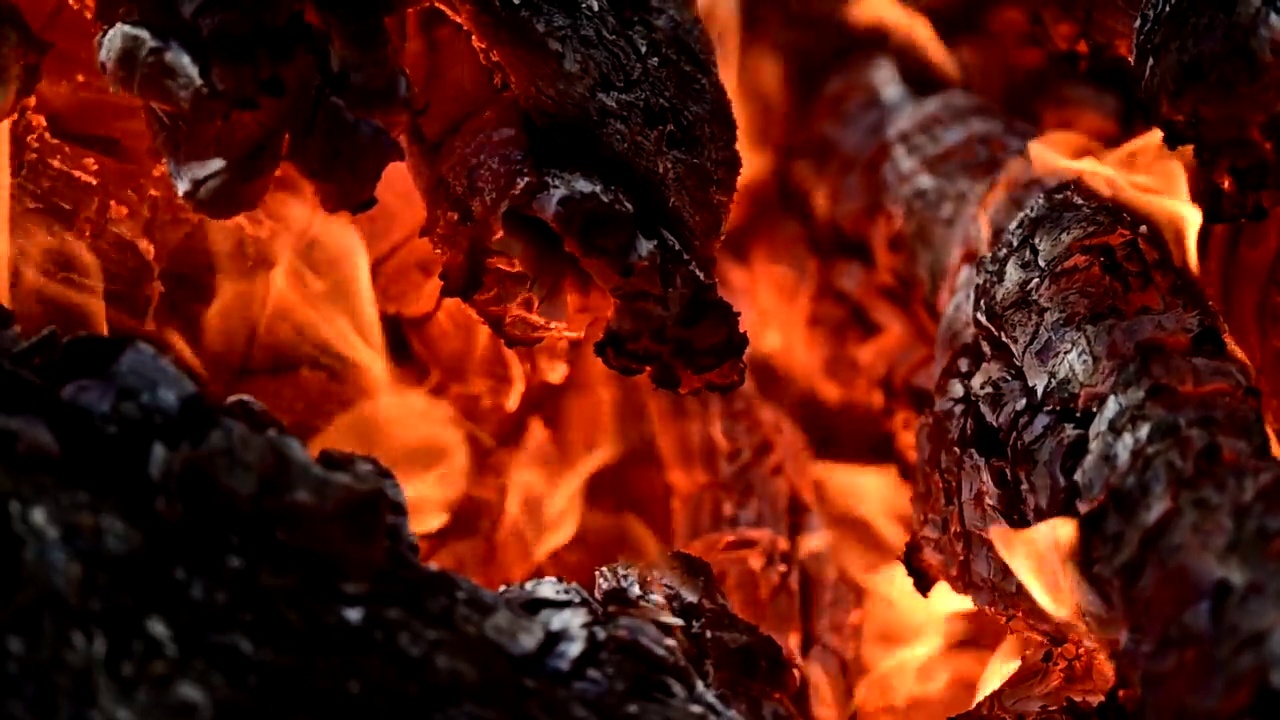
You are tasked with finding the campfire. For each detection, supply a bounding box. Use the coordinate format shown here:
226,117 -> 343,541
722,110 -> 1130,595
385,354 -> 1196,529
3,0 -> 1279,718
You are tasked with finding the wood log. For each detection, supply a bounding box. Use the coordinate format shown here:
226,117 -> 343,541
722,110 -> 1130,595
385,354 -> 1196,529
0,307 -> 801,720
813,44 -> 1280,719
932,0 -> 1280,222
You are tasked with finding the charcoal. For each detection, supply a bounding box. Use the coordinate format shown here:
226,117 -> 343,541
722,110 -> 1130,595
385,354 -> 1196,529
94,1 -> 404,218
403,0 -> 748,393
595,551 -> 804,720
1132,0 -> 1280,220
0,308 -> 797,720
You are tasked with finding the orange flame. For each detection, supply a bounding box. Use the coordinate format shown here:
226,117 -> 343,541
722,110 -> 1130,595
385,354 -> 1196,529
201,182 -> 470,535
844,0 -> 962,84
1,117 -> 11,308
809,462 -> 1014,719
1027,129 -> 1202,274
988,517 -> 1100,626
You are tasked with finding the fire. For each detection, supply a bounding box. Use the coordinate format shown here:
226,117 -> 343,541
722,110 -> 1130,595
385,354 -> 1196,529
809,462 -> 1017,719
988,518 -> 1098,626
844,0 -> 962,84
1,116 -> 10,308
1027,128 -> 1203,274
200,177 -> 471,536
4,1 -> 1172,718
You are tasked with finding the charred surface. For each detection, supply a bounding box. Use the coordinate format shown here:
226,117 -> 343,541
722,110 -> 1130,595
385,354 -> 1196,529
404,0 -> 748,393
0,308 -> 799,720
596,551 -> 805,720
1133,0 -> 1280,221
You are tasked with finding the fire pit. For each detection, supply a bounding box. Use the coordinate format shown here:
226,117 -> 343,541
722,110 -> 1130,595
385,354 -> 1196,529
2,1 -> 1279,719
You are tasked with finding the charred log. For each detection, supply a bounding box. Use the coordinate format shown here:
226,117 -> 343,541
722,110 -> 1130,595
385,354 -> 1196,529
816,46 -> 1280,719
0,307 -> 797,720
1132,0 -> 1280,221
403,0 -> 748,393
92,0 -> 405,218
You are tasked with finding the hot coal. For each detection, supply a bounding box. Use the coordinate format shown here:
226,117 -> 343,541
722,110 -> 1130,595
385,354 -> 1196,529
0,306 -> 798,720
403,0 -> 748,393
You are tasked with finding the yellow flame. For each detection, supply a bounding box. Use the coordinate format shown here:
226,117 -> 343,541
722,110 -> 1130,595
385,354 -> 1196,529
810,462 -> 1012,719
844,0 -> 962,84
972,635 -> 1026,705
988,517 -> 1091,624
1028,129 -> 1203,274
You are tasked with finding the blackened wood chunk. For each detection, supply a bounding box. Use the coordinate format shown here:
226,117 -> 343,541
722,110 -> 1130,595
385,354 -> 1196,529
405,1 -> 747,393
1135,0 -> 1280,220
595,551 -> 804,720
0,311 -> 763,720
95,1 -> 404,218
917,182 -> 1280,719
438,0 -> 741,266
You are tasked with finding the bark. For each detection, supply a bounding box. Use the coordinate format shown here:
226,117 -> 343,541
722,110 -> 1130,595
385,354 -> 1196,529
0,307 -> 800,720
819,45 -> 1280,720
645,384 -> 865,719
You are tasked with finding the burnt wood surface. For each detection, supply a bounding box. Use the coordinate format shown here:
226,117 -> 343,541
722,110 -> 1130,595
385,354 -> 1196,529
0,307 -> 800,720
404,0 -> 748,393
819,47 -> 1280,720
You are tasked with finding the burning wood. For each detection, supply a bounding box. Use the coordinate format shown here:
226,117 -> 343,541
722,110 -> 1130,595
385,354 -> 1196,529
800,34 -> 1277,720
9,0 -> 1280,719
0,307 -> 799,719
86,0 -> 749,393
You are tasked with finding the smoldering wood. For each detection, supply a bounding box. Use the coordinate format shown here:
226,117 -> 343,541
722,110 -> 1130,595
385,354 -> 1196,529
0,307 -> 804,720
646,384 -> 865,716
403,0 -> 749,393
919,0 -> 1280,222
814,43 -> 1280,718
94,0 -> 405,219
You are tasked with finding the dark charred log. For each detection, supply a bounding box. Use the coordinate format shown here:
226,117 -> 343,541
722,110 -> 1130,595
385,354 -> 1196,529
92,0 -> 405,218
1132,0 -> 1280,221
403,0 -> 748,393
0,307 -> 799,720
814,45 -> 1280,719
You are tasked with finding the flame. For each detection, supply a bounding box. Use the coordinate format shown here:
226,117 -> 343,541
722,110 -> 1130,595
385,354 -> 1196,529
200,181 -> 470,535
11,218 -> 107,335
844,0 -> 962,84
491,357 -> 624,580
809,462 -> 1013,719
988,517 -> 1096,625
1,117 -> 11,308
1027,129 -> 1203,274
696,0 -> 783,192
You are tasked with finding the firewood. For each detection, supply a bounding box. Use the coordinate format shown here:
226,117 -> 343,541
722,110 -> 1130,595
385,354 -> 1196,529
811,43 -> 1280,718
82,0 -> 750,393
403,0 -> 748,393
646,384 -> 865,717
0,306 -> 799,720
963,0 -> 1280,221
